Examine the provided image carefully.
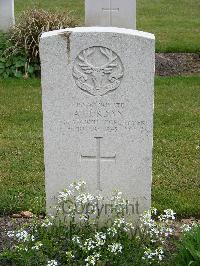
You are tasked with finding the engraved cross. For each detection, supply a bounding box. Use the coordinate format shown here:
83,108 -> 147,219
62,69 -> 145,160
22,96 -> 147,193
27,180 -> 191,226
81,137 -> 116,191
102,0 -> 120,26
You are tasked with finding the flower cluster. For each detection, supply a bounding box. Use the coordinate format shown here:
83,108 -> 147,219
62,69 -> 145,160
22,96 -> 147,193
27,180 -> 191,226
31,241 -> 43,251
41,217 -> 53,228
180,222 -> 198,233
56,181 -> 132,224
139,208 -> 177,263
113,217 -> 135,232
140,208 -> 175,243
57,181 -> 101,221
110,190 -> 128,215
47,260 -> 58,266
108,243 -> 123,255
142,247 -> 164,264
85,253 -> 100,266
7,229 -> 35,242
4,181 -> 186,266
73,229 -> 121,264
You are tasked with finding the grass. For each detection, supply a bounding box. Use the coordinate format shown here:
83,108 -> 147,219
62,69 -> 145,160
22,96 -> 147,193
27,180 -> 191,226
14,0 -> 200,53
153,77 -> 200,217
0,79 -> 45,215
0,77 -> 199,217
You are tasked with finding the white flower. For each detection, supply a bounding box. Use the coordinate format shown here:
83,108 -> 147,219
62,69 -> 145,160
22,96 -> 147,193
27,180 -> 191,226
79,214 -> 89,222
95,195 -> 103,201
180,223 -> 198,233
151,208 -> 158,215
76,193 -> 95,205
142,247 -> 164,262
47,260 -> 58,266
72,235 -> 82,247
113,218 -> 126,228
85,253 -> 100,266
107,227 -> 118,237
66,251 -> 75,259
124,221 -> 135,232
111,191 -> 128,214
15,245 -> 28,252
94,232 -> 106,246
30,235 -> 35,242
15,230 -> 29,242
113,218 -> 134,232
158,209 -> 176,222
140,208 -> 176,244
41,218 -> 53,228
57,190 -> 72,203
84,238 -> 96,251
70,181 -> 86,192
7,231 -> 15,238
31,241 -> 43,251
108,243 -> 123,255
74,181 -> 86,191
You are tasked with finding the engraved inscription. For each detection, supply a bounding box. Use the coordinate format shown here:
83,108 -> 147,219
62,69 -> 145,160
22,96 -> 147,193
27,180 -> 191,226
73,47 -> 124,97
60,100 -> 150,134
102,0 -> 120,26
81,137 -> 116,191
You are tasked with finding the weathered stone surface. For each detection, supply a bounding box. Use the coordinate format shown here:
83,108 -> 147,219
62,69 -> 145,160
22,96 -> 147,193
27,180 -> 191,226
40,27 -> 155,218
85,0 -> 136,29
0,0 -> 15,32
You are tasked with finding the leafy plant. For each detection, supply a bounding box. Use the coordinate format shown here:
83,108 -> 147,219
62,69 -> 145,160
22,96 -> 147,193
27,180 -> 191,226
174,224 -> 200,266
0,54 -> 40,78
0,32 -> 39,78
0,32 -> 8,53
0,181 -> 177,265
0,9 -> 78,78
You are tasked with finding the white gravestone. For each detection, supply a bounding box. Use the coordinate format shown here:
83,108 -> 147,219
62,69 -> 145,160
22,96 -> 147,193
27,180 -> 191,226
85,0 -> 136,29
0,0 -> 15,32
40,27 -> 155,217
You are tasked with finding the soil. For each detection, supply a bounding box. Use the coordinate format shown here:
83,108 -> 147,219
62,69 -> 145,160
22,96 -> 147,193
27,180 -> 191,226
155,53 -> 200,76
0,216 -> 31,252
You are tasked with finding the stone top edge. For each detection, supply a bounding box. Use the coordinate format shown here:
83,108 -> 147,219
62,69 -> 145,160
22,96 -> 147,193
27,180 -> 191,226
41,27 -> 155,40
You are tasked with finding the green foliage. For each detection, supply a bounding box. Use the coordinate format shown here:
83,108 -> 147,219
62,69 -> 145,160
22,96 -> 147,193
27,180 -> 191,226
0,54 -> 40,78
0,223 -> 146,266
0,8 -> 78,78
0,182 -> 176,265
0,32 -> 40,78
174,225 -> 200,266
0,32 -> 8,52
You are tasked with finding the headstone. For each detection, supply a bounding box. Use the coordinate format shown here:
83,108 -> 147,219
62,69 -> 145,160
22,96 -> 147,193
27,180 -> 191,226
0,0 -> 15,32
85,0 -> 136,29
40,27 -> 155,218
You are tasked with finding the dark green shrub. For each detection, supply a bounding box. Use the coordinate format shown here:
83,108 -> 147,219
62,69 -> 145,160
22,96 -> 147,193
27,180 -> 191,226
0,32 -> 30,78
0,9 -> 78,78
0,55 -> 40,78
0,32 -> 8,53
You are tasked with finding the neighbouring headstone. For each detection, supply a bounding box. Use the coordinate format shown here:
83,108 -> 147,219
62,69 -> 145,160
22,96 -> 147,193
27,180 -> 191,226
40,27 -> 155,218
85,0 -> 136,29
0,0 -> 15,32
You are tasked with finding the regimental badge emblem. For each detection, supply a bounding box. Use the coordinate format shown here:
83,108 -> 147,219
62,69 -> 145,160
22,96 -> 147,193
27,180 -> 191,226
73,46 -> 124,97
